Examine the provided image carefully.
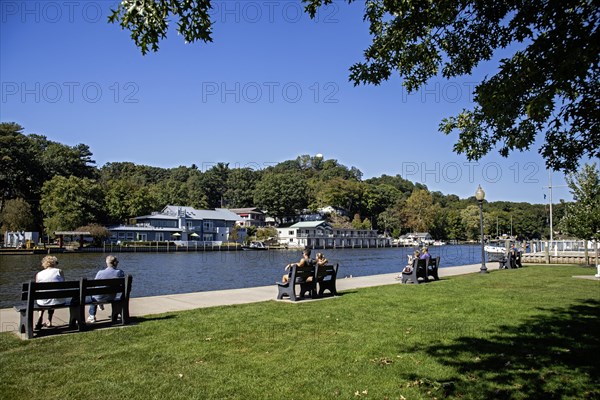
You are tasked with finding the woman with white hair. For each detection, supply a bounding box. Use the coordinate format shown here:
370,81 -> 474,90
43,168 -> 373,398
87,255 -> 125,323
35,255 -> 65,329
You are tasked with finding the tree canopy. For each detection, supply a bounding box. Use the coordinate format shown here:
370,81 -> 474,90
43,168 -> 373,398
1,123 -> 565,239
0,198 -> 35,232
0,122 -> 98,230
559,163 -> 600,241
109,0 -> 599,172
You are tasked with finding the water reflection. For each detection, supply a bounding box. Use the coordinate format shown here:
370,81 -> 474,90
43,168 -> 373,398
0,246 -> 481,308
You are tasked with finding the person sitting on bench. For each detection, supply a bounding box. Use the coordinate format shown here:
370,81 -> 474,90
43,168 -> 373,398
316,252 -> 328,267
420,247 -> 432,261
35,256 -> 65,329
509,244 -> 523,268
282,248 -> 314,283
396,250 -> 420,279
87,255 -> 125,323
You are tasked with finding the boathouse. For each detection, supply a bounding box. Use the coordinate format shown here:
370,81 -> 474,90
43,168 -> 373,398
276,221 -> 390,249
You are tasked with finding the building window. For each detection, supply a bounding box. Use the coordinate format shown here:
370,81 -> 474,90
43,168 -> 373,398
187,221 -> 193,229
288,230 -> 294,235
203,221 -> 213,231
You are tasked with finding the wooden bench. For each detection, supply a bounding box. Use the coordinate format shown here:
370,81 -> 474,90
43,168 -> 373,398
401,258 -> 429,284
489,252 -> 509,269
425,256 -> 440,281
80,275 -> 133,325
15,275 -> 133,339
276,264 -> 316,301
15,280 -> 82,339
509,251 -> 523,268
315,263 -> 339,297
496,252 -> 522,269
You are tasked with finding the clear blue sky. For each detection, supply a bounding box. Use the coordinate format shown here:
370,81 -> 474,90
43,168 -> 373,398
1,0 -> 576,204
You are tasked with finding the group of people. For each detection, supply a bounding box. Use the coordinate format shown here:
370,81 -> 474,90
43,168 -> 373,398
395,246 -> 432,278
34,254 -> 125,330
508,243 -> 523,268
281,248 -> 328,283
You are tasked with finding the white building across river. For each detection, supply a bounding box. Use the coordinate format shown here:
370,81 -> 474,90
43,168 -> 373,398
276,221 -> 390,249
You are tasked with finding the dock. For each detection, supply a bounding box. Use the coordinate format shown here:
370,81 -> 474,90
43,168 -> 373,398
522,251 -> 599,264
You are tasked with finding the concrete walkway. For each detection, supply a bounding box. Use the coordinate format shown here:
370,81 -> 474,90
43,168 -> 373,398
0,263 -> 485,335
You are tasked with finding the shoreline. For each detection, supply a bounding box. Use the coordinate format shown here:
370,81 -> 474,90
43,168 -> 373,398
0,244 -> 400,256
0,263 -> 486,336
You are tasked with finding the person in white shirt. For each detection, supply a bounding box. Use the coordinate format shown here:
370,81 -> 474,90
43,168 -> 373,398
35,255 -> 65,329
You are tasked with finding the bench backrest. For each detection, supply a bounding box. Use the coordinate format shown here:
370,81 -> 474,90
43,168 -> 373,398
415,258 -> 427,271
21,280 -> 80,302
316,264 -> 338,281
289,264 -> 315,282
81,275 -> 133,302
428,257 -> 440,269
21,276 -> 133,302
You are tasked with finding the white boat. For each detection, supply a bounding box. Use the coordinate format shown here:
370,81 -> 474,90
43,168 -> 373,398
484,244 -> 506,254
432,240 -> 446,246
242,241 -> 268,250
397,233 -> 429,246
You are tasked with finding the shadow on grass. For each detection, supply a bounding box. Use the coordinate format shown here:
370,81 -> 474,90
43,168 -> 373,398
27,315 -> 177,338
131,315 -> 177,323
405,300 -> 600,399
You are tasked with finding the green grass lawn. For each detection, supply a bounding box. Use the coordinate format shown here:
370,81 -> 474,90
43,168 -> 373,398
1,265 -> 598,399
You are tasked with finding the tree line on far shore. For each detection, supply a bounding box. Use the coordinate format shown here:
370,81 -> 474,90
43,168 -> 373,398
2,122 -> 597,242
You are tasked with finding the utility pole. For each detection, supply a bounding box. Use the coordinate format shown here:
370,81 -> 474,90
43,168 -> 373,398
549,172 -> 553,242
543,172 -> 568,243
496,216 -> 499,238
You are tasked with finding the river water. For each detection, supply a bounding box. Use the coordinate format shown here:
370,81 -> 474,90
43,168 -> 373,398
0,245 -> 484,308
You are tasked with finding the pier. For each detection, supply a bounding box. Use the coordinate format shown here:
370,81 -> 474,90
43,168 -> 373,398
522,251 -> 599,265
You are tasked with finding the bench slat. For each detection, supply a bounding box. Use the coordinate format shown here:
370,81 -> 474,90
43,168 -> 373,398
83,288 -> 125,297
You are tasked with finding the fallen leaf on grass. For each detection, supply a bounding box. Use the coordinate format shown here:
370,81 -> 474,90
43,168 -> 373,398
371,357 -> 393,366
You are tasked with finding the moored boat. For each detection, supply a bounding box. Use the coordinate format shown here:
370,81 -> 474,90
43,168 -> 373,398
242,241 -> 268,250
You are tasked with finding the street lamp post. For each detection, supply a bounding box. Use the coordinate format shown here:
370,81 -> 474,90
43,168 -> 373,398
475,185 -> 488,274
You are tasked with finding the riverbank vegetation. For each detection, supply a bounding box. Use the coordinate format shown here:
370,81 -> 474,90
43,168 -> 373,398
0,265 -> 598,399
0,122 -> 576,241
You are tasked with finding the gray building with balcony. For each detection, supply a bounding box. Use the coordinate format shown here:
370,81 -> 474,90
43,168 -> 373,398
109,205 -> 240,244
228,207 -> 266,227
